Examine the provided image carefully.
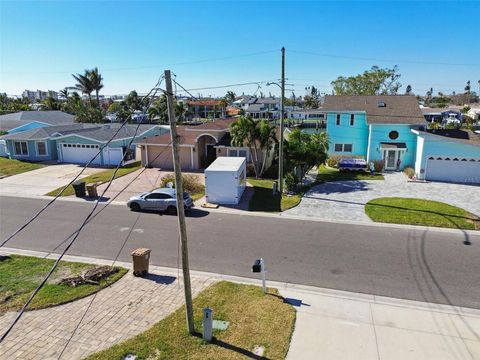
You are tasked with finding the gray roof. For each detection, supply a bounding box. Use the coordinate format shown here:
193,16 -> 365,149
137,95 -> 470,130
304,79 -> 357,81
66,124 -> 157,142
0,111 -> 75,131
0,124 -> 96,140
245,104 -> 265,112
1,123 -> 157,142
323,95 -> 425,124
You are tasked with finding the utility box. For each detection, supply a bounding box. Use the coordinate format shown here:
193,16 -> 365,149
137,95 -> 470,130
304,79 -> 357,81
203,308 -> 213,342
131,248 -> 151,276
205,157 -> 246,205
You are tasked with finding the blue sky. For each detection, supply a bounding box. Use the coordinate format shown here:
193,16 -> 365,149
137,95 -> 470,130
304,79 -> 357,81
1,1 -> 479,98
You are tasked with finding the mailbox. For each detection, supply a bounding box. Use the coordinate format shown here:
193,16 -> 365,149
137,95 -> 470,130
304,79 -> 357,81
252,259 -> 262,273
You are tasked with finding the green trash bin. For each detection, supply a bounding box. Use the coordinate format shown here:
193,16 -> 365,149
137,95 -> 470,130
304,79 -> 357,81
72,181 -> 86,197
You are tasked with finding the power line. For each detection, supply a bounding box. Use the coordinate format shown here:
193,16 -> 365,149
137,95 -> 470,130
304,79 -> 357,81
0,81 -> 163,249
0,79 -> 164,343
180,79 -> 279,92
288,49 -> 480,67
1,50 -> 279,74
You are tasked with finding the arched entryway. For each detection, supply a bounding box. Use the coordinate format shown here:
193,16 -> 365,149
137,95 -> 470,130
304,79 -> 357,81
196,134 -> 218,168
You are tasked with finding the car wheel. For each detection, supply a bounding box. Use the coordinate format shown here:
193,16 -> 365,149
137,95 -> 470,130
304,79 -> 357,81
130,202 -> 141,212
166,206 -> 177,215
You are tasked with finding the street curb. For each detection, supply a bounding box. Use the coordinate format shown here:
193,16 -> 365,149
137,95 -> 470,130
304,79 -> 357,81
2,246 -> 480,318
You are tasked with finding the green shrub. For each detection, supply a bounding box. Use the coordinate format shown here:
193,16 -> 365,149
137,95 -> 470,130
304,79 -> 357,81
373,160 -> 384,172
284,172 -> 299,192
160,174 -> 204,193
404,167 -> 415,179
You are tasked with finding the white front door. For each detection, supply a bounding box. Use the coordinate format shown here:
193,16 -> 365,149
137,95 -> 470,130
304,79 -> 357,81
383,149 -> 398,170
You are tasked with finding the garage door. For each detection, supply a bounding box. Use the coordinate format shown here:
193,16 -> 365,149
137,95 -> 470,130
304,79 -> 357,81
426,156 -> 480,184
60,143 -> 102,165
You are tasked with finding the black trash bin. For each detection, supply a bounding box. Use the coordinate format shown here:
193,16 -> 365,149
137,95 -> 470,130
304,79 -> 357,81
72,181 -> 86,197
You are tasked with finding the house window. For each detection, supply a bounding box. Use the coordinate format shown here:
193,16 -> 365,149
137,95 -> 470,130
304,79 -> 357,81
334,143 -> 353,153
36,141 -> 47,156
350,114 -> 355,126
14,141 -> 28,155
336,114 -> 341,126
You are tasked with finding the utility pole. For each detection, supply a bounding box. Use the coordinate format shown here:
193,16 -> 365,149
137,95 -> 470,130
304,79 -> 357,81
278,47 -> 285,194
164,69 -> 195,335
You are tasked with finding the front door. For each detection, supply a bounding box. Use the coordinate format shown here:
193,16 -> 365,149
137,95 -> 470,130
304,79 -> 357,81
384,150 -> 397,170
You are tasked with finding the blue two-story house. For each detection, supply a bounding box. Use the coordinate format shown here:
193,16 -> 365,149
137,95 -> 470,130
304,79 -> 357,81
324,95 -> 425,171
324,95 -> 480,184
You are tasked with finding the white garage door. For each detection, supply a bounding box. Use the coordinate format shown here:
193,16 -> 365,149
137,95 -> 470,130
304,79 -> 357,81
60,143 -> 102,165
426,156 -> 480,184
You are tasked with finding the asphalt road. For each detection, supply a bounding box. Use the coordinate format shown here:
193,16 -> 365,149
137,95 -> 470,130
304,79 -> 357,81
1,196 -> 480,309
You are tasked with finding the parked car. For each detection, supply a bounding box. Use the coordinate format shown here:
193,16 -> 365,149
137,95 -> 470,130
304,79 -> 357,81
338,158 -> 367,172
127,188 -> 193,214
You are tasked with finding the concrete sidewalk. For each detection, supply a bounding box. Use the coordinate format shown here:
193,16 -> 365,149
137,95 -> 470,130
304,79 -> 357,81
283,287 -> 480,359
2,248 -> 480,359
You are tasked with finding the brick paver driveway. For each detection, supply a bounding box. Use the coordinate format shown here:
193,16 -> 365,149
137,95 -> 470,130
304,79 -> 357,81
283,172 -> 480,222
0,269 -> 215,359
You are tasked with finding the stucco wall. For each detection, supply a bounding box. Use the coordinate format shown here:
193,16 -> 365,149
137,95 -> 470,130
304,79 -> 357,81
367,124 -> 418,167
6,139 -> 55,161
326,112 -> 368,157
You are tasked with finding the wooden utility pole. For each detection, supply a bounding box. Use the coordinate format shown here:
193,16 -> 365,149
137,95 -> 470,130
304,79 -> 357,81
164,69 -> 195,334
278,47 -> 285,194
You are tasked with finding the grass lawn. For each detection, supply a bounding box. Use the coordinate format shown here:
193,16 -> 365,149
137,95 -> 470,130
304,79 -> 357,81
0,255 -> 127,314
87,281 -> 295,360
190,188 -> 205,201
365,197 -> 480,230
45,161 -> 142,196
248,178 -> 302,212
0,157 -> 45,177
316,165 -> 384,182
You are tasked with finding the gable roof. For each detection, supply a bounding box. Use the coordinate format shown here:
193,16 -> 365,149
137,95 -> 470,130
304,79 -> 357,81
0,124 -> 96,140
1,123 -> 158,142
0,111 -> 75,131
323,95 -> 425,124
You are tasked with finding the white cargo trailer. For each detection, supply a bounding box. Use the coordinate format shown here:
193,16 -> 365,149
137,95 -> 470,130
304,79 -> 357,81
205,157 -> 246,205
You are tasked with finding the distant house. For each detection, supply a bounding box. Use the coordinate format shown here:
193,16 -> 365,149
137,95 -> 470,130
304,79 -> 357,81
187,100 -> 225,119
287,109 -> 325,122
0,111 -> 75,134
244,98 -> 281,119
324,95 -> 480,183
421,108 -> 463,125
136,118 -> 276,171
1,123 -> 166,166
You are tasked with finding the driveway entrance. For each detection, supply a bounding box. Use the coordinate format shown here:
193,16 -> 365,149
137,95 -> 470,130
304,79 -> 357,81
0,164 -> 104,196
283,172 -> 480,222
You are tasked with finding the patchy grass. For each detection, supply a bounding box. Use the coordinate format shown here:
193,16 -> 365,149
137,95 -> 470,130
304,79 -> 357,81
0,255 -> 127,314
190,189 -> 205,201
248,178 -> 302,212
365,197 -> 480,230
316,165 -> 384,182
87,281 -> 295,360
0,157 -> 44,177
45,162 -> 142,196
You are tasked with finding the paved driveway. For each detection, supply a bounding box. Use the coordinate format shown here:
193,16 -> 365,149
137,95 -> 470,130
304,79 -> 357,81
0,164 -> 104,197
95,168 -> 205,202
284,172 -> 480,221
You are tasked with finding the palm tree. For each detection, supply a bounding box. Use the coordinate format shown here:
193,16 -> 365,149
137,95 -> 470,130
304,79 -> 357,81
257,120 -> 277,176
175,101 -> 190,123
89,67 -> 103,104
230,116 -> 276,178
60,88 -> 69,100
72,71 -> 94,104
225,91 -> 236,103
